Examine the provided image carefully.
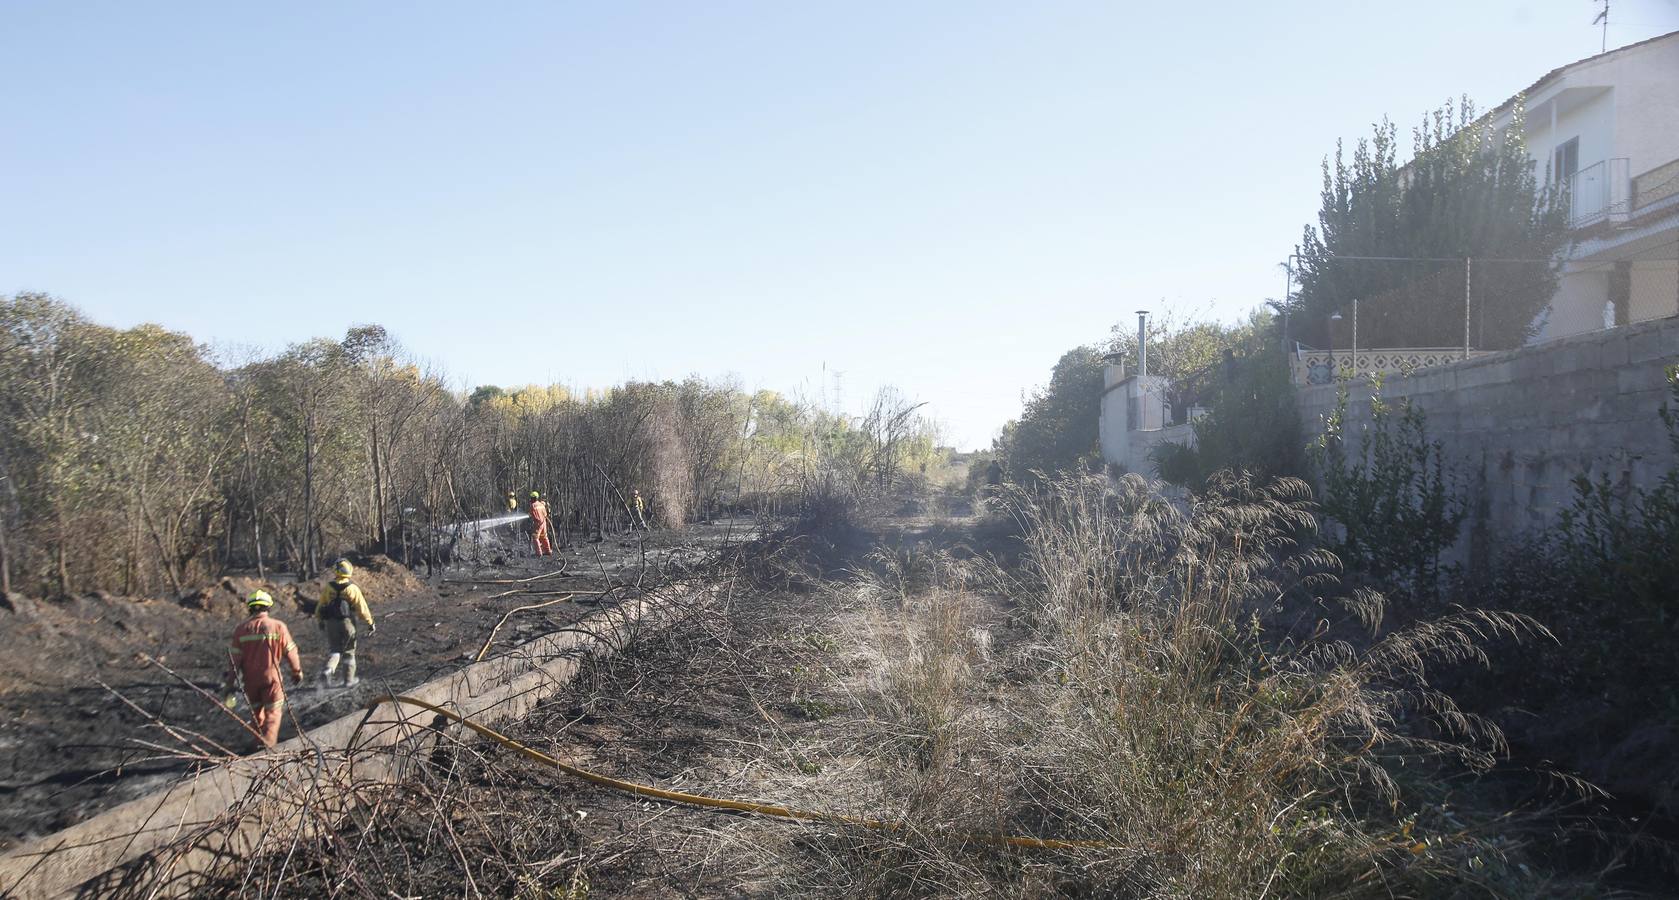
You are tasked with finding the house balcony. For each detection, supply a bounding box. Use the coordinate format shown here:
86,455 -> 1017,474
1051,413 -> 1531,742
1566,158 -> 1631,228
1631,157 -> 1679,212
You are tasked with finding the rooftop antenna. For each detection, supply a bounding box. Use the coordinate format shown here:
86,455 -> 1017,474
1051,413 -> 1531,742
1593,0 -> 1608,53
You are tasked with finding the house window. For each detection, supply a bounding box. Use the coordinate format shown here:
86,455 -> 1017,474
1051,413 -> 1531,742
1553,137 -> 1579,183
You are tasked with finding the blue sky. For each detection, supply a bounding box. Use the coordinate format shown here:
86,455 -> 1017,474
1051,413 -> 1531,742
3,2 -> 1675,448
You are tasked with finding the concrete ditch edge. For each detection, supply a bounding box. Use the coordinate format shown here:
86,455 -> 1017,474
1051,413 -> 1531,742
0,586 -> 699,898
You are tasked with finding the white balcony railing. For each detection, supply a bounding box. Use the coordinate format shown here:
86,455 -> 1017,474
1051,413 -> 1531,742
1566,158 -> 1630,228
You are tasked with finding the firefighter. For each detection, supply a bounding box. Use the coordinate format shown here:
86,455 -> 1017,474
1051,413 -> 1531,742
505,489 -> 518,512
632,489 -> 649,531
224,590 -> 304,748
315,559 -> 376,688
529,491 -> 553,556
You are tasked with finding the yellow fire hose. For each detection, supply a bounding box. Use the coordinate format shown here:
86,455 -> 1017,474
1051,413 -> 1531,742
370,694 -> 1115,851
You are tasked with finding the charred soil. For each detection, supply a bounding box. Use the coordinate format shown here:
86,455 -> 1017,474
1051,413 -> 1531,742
0,523 -> 746,852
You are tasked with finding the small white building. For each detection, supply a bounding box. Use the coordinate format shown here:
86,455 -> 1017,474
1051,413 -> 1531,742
1484,31 -> 1679,341
1097,352 -> 1204,476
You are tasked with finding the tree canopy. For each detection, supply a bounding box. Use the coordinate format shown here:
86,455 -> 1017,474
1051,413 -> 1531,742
0,294 -> 946,597
1289,98 -> 1569,351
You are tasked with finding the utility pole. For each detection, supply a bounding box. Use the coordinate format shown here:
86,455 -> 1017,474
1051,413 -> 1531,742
1281,257 -> 1294,359
1464,257 -> 1473,360
1351,298 -> 1359,377
1329,311 -> 1343,379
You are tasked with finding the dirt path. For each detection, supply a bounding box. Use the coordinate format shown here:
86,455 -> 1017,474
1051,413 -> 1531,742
0,522 -> 751,852
527,523 -> 1022,897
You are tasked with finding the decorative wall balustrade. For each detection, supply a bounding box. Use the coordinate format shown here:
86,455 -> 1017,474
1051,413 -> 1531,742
1290,347 -> 1494,386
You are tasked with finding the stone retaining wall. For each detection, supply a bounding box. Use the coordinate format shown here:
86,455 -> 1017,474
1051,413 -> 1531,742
1297,316 -> 1679,567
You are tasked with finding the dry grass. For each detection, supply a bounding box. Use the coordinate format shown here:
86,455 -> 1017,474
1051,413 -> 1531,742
771,472 -> 1601,898
40,482 -> 1627,899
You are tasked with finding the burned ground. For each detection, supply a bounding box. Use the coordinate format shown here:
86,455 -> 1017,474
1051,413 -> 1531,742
6,513 -> 1670,897
174,517 -> 1026,898
0,523 -> 748,852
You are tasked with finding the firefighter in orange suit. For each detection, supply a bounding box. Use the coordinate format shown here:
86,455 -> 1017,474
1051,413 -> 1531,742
529,491 -> 553,556
224,590 -> 304,747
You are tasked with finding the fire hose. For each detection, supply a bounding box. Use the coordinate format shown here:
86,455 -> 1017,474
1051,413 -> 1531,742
370,694 -> 1117,851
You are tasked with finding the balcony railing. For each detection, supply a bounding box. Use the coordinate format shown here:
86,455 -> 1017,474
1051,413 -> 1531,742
1566,158 -> 1630,228
1632,157 -> 1679,211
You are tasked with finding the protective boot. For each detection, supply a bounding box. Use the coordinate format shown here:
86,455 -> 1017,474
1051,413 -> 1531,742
343,652 -> 359,688
320,653 -> 341,691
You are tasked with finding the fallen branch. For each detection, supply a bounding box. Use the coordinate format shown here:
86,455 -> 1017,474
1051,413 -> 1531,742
473,586 -> 625,660
444,562 -> 570,586
485,587 -> 604,601
95,680 -> 242,760
141,654 -> 271,749
474,594 -> 579,661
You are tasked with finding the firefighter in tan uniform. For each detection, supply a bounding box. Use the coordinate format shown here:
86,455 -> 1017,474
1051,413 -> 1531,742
315,559 -> 376,688
224,590 -> 304,747
632,489 -> 649,531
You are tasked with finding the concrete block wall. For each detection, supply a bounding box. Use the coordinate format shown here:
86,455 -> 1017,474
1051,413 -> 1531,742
1296,317 -> 1679,567
1127,422 -> 1196,476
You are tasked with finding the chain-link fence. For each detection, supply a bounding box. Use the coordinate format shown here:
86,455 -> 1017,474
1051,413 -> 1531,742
1287,236 -> 1679,384
1536,229 -> 1679,342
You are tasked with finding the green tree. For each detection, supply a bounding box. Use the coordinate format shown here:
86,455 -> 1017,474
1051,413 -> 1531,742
91,324 -> 229,595
997,346 -> 1105,481
1152,334 -> 1304,487
1290,97 -> 1568,350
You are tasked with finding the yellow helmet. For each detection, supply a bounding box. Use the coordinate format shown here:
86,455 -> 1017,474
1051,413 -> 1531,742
530,491 -> 540,499
246,590 -> 274,610
333,559 -> 354,578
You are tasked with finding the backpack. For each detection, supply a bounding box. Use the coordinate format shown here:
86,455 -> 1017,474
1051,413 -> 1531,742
323,581 -> 355,620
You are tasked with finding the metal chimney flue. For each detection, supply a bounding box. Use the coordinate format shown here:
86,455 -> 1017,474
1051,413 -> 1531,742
1135,311 -> 1149,378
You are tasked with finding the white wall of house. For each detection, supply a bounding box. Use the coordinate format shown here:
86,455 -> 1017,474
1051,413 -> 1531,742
1097,364 -> 1129,470
1632,258 -> 1679,321
1486,33 -> 1679,343
1098,367 -> 1194,476
1530,87 -> 1615,187
1499,34 -> 1679,211
1602,39 -> 1679,181
1538,268 -> 1612,336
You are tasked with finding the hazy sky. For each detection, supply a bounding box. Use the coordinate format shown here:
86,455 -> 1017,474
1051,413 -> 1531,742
4,2 -> 1675,448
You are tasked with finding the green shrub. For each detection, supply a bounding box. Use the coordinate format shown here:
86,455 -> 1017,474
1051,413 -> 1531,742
1311,378 -> 1465,604
1448,366 -> 1679,825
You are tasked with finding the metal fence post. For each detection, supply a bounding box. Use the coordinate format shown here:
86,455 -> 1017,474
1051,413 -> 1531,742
1463,257 -> 1472,359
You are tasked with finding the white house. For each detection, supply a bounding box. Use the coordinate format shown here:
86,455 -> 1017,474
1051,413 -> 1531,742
1097,359 -> 1188,476
1098,314 -> 1202,475
1485,31 -> 1679,341
1106,34 -> 1679,475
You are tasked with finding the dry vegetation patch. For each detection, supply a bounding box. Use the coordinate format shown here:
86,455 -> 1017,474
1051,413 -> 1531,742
82,502 -> 1633,898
